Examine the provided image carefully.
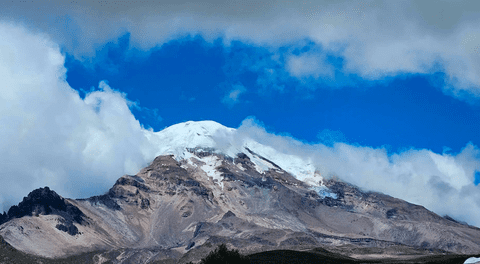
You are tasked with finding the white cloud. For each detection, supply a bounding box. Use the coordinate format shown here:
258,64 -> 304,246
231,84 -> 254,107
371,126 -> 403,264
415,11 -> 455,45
0,22 -> 160,211
2,1 -> 480,97
236,118 -> 480,227
317,129 -> 346,146
286,52 -> 334,79
222,84 -> 246,107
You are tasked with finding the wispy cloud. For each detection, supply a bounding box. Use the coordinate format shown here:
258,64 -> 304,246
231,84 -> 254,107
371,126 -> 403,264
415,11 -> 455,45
222,84 -> 246,108
180,91 -> 196,102
317,129 -> 346,147
286,52 -> 334,79
128,98 -> 163,128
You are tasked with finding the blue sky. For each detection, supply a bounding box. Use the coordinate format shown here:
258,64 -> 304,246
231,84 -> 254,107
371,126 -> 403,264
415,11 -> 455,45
65,33 -> 480,155
1,1 -> 480,225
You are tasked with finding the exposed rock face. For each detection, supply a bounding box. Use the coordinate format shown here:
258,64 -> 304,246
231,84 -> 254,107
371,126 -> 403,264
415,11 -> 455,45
1,150 -> 480,262
0,187 -> 86,236
1,187 -> 85,223
0,121 -> 479,263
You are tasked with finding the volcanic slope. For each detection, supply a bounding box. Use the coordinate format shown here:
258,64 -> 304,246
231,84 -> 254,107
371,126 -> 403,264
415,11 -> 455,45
0,121 -> 479,263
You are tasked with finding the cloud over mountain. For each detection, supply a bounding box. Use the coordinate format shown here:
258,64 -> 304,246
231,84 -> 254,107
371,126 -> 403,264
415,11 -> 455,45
235,118 -> 480,227
0,22 -> 159,210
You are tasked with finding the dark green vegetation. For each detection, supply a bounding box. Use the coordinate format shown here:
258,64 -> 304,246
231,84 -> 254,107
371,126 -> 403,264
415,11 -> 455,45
0,237 -> 477,264
186,244 -> 250,264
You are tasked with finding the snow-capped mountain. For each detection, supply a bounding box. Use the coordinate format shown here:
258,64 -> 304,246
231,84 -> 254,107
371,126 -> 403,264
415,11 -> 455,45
0,121 -> 479,263
149,121 -> 323,186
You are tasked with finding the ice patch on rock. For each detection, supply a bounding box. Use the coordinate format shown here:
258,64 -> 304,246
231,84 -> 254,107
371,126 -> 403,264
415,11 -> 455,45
242,140 -> 322,185
197,156 -> 224,190
248,154 -> 275,173
310,186 -> 338,199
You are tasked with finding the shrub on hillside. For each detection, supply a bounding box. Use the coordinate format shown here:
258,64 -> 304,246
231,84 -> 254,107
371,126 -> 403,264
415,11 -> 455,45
188,244 -> 250,264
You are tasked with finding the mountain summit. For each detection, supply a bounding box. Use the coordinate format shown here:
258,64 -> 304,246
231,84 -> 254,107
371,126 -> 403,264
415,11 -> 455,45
150,121 -> 235,158
150,120 -> 321,186
1,121 -> 479,263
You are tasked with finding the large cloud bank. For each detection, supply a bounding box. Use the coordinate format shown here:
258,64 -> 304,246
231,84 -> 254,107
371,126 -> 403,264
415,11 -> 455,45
1,22 -> 480,228
0,23 -> 159,210
236,118 -> 480,227
2,1 -> 480,97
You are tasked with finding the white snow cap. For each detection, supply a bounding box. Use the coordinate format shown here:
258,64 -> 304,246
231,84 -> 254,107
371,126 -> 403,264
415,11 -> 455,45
148,120 -> 323,186
149,120 -> 235,158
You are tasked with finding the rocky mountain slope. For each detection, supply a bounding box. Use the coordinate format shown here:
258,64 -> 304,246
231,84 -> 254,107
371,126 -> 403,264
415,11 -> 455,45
0,121 -> 479,263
